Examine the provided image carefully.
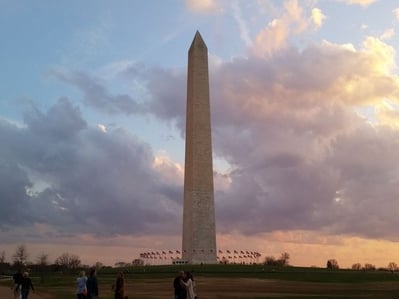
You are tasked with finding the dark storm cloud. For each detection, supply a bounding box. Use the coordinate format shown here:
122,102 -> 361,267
145,68 -> 186,128
0,98 -> 182,239
51,66 -> 187,130
52,70 -> 146,115
0,160 -> 33,225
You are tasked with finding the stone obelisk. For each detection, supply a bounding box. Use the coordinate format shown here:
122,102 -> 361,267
182,31 -> 217,264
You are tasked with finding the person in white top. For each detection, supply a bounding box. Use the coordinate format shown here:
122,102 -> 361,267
76,270 -> 87,299
182,272 -> 197,299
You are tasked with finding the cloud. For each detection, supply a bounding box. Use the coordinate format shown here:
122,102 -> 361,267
337,0 -> 378,7
253,19 -> 291,57
380,28 -> 395,40
185,0 -> 222,14
231,1 -> 253,47
97,124 -> 107,133
137,34 -> 399,241
51,69 -> 146,115
361,24 -> 368,30
252,0 -> 324,57
24,97 -> 87,141
374,100 -> 399,128
59,30 -> 392,244
51,66 -> 187,130
394,8 -> 399,21
0,98 -> 183,243
311,8 -> 326,28
211,38 -> 399,240
5,2 -> 399,248
46,29 -> 399,243
0,159 -> 33,226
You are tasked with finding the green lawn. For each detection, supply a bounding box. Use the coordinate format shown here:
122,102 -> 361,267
2,265 -> 399,299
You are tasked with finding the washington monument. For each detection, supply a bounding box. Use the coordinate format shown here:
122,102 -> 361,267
182,31 -> 217,264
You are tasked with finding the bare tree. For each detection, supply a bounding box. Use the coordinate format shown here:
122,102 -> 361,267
326,259 -> 339,270
55,253 -> 81,270
387,262 -> 397,273
36,252 -> 50,283
0,250 -> 5,263
351,263 -> 362,270
279,252 -> 290,266
13,244 -> 28,267
37,253 -> 49,266
264,256 -> 276,265
264,253 -> 290,266
364,263 -> 376,271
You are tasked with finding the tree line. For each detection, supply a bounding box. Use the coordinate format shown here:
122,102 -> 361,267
0,244 -> 92,273
326,259 -> 398,272
2,245 -> 398,273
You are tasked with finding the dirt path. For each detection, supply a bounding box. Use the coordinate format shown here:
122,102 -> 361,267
0,285 -> 53,299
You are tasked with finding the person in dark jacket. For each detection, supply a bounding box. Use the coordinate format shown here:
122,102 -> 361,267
12,269 -> 23,299
173,270 -> 186,299
112,271 -> 125,299
86,268 -> 99,299
21,272 -> 34,299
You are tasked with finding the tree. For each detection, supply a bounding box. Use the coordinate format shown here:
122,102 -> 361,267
0,250 -> 8,274
36,252 -> 49,283
13,244 -> 28,267
0,250 -> 5,263
264,253 -> 290,266
94,261 -> 104,270
278,252 -> 290,266
388,262 -> 397,272
351,263 -> 362,270
362,263 -> 375,271
55,253 -> 81,270
264,256 -> 277,265
326,259 -> 339,270
364,263 -> 376,271
37,253 -> 49,266
132,259 -> 144,266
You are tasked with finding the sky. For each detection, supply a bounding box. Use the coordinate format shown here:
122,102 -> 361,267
2,0 -> 399,268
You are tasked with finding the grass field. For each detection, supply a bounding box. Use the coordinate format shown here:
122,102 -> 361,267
3,264 -> 399,298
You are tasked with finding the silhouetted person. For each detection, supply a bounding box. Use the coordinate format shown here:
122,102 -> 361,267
173,270 -> 186,299
21,272 -> 34,299
112,271 -> 125,299
12,269 -> 23,299
86,269 -> 99,299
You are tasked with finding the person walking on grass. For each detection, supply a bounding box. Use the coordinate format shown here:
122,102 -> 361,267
173,270 -> 186,299
182,272 -> 197,299
12,269 -> 23,299
86,268 -> 99,299
20,272 -> 34,299
112,271 -> 125,299
76,270 -> 88,299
